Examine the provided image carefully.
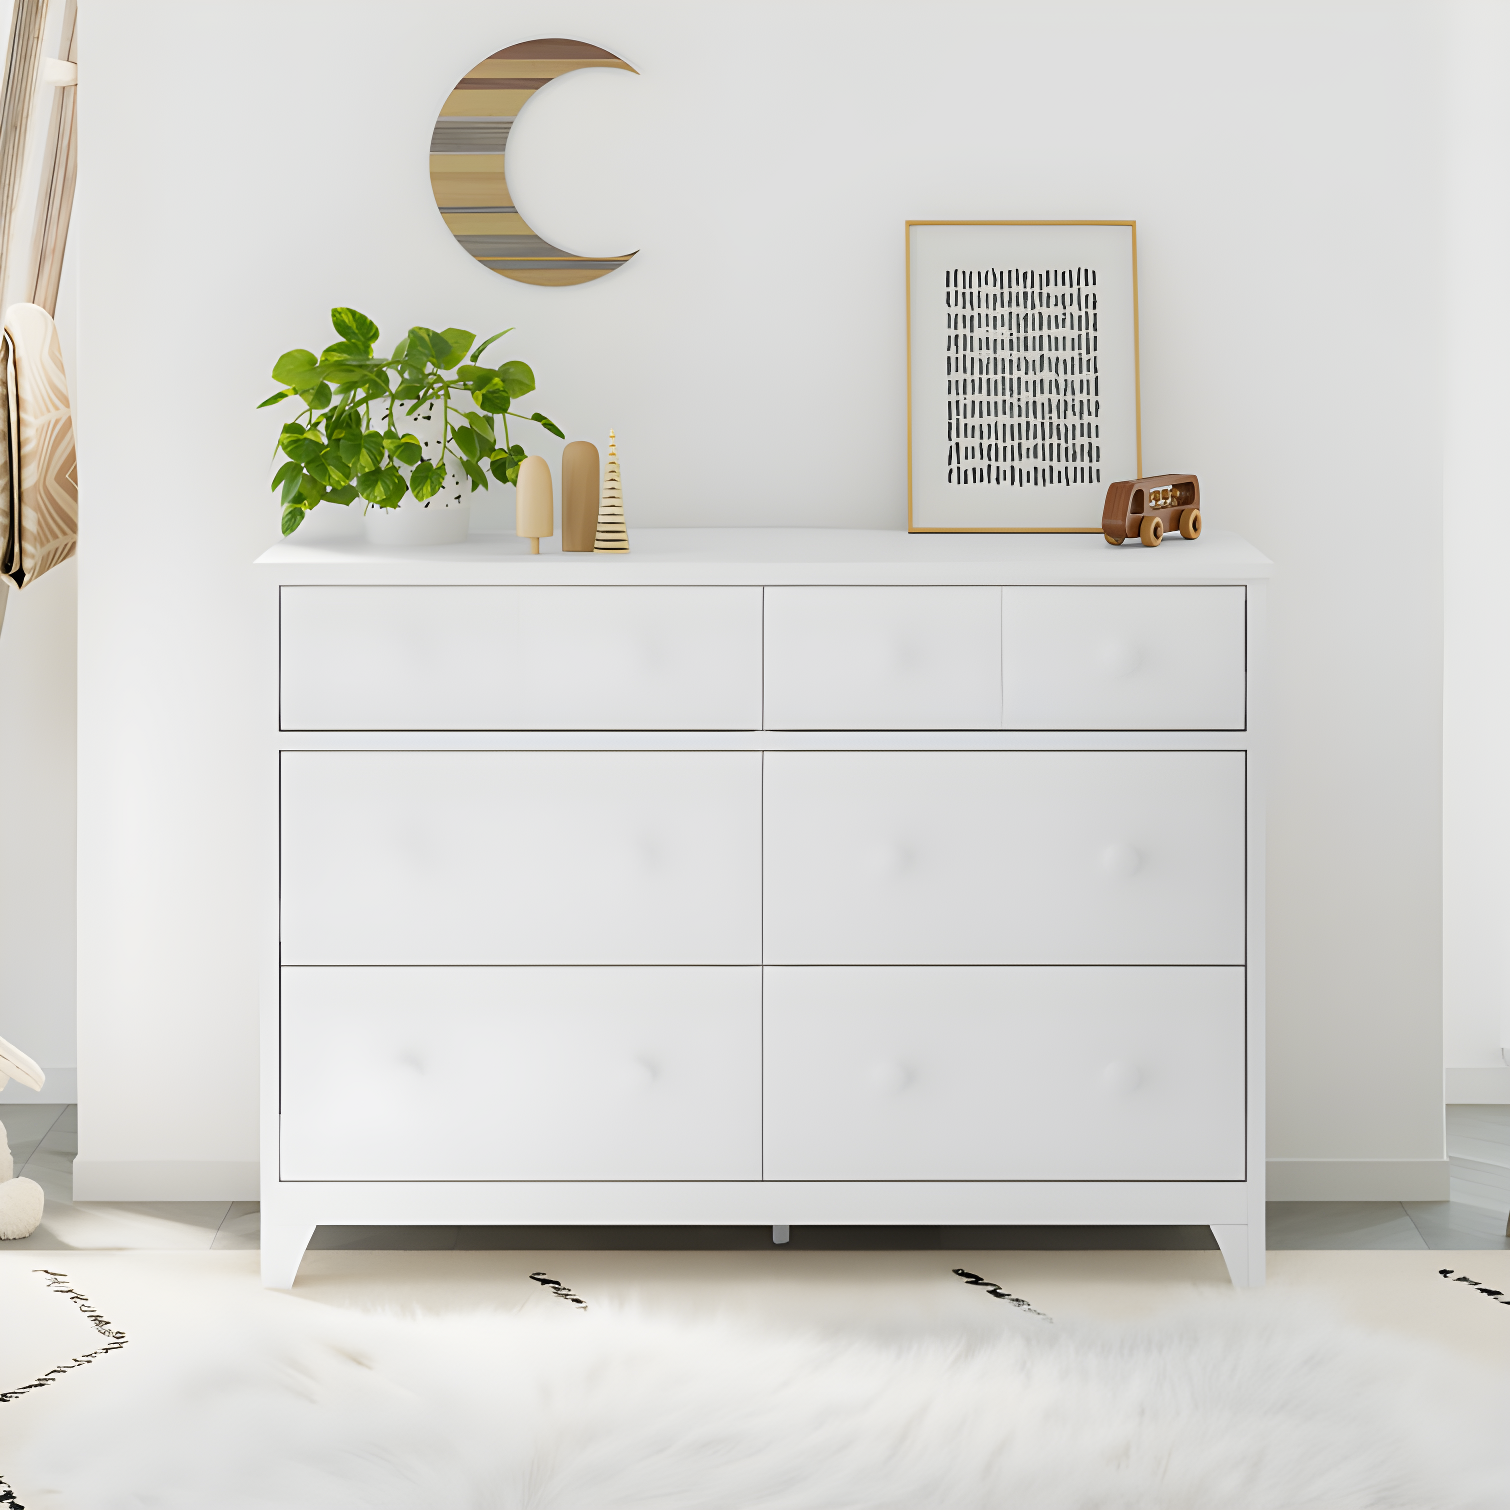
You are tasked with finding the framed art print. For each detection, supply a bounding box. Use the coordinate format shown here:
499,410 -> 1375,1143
907,220 -> 1140,532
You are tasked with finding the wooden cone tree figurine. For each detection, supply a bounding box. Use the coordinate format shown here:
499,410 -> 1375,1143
593,430 -> 629,553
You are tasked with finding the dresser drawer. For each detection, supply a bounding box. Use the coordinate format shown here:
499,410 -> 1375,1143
764,751 -> 1245,964
764,587 -> 1000,729
764,966 -> 1245,1180
281,752 -> 761,964
280,586 -> 763,730
1002,586 -> 1245,730
279,966 -> 762,1180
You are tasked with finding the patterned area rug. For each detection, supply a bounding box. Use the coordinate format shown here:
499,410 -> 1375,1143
1,1249 -> 1508,1508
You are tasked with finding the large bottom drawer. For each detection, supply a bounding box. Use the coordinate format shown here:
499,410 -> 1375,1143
763,966 -> 1245,1180
280,967 -> 762,1181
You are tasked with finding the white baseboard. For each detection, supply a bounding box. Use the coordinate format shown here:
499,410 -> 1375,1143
1267,1158 -> 1450,1201
1446,1066 -> 1510,1103
0,1067 -> 75,1104
71,1160 -> 259,1202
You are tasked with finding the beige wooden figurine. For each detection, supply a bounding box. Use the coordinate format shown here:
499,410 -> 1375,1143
515,454 -> 554,554
561,440 -> 600,551
593,431 -> 629,553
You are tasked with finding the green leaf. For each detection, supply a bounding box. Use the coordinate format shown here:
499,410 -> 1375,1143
384,431 -> 423,466
281,503 -> 306,536
309,448 -> 351,488
489,453 -> 522,486
271,348 -> 321,388
271,459 -> 302,494
327,485 -> 358,505
469,327 -> 513,363
452,425 -> 482,461
530,411 -> 565,440
461,458 -> 487,492
390,335 -> 409,363
306,382 -> 333,411
280,425 -> 324,464
331,307 -> 381,346
438,328 -> 475,368
496,360 -> 535,398
357,465 -> 408,506
346,430 -> 385,474
322,339 -> 374,363
410,458 -> 447,501
465,410 -> 495,442
473,381 -> 511,415
404,327 -> 445,367
257,389 -> 294,409
298,471 -> 323,504
393,380 -> 424,401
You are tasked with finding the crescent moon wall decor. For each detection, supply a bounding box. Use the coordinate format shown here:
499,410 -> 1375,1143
430,39 -> 637,287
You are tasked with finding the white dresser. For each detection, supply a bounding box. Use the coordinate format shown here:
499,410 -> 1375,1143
256,527 -> 1269,1288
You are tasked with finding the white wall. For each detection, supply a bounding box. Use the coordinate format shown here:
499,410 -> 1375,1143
76,0 -> 1446,1197
1442,0 -> 1510,1105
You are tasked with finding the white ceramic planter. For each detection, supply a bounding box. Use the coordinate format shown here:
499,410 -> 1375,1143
363,402 -> 471,547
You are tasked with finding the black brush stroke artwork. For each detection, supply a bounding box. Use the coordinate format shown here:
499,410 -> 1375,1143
0,1270 -> 132,1510
952,1267 -> 1053,1320
530,1270 -> 589,1310
945,266 -> 1101,490
1438,1268 -> 1510,1306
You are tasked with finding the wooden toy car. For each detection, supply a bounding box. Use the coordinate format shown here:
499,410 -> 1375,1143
1102,474 -> 1201,546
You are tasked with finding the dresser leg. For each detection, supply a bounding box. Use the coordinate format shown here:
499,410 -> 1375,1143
772,1225 -> 790,1245
1211,1224 -> 1265,1288
261,1213 -> 316,1289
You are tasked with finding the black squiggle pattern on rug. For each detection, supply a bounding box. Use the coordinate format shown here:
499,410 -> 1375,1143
1439,1268 -> 1510,1307
0,1270 -> 132,1509
952,1268 -> 1052,1321
529,1271 -> 588,1310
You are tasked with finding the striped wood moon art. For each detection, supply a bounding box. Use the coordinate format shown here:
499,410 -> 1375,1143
431,39 -> 637,287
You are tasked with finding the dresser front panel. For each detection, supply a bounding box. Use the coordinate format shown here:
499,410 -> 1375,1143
1001,586 -> 1245,730
280,966 -> 762,1180
764,751 -> 1245,964
764,966 -> 1246,1180
764,587 -> 1002,729
280,586 -> 764,730
281,752 -> 762,964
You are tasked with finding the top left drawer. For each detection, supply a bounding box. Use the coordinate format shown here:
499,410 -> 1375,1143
280,586 -> 764,730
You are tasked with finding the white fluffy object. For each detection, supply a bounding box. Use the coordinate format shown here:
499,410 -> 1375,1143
0,1175 -> 44,1239
0,1031 -> 45,1092
25,1294 -> 1510,1509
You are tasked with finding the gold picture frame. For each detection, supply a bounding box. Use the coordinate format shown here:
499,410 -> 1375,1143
906,220 -> 1141,533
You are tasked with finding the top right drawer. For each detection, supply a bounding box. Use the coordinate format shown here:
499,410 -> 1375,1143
1003,586 -> 1245,730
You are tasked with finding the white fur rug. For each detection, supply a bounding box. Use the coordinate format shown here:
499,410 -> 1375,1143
19,1289 -> 1510,1509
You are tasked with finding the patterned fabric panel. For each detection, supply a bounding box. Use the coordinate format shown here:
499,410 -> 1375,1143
3,301 -> 77,587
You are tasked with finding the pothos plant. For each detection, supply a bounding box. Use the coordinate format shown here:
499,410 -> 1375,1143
259,306 -> 565,536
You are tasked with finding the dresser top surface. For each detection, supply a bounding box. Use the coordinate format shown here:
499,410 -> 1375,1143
255,526 -> 1270,585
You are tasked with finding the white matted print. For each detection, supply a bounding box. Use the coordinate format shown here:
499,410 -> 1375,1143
907,221 -> 1140,532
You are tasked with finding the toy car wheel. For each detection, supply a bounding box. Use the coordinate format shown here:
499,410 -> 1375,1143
1140,515 -> 1163,547
1180,508 -> 1202,540
1103,532 -> 1123,545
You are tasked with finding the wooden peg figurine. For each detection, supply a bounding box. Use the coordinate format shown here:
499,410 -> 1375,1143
515,454 -> 554,554
561,440 -> 600,551
593,430 -> 629,553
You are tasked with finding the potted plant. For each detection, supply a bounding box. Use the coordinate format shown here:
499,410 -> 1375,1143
259,306 -> 565,545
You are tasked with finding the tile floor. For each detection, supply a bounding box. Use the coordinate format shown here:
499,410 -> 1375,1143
4,1102 -> 1508,1253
